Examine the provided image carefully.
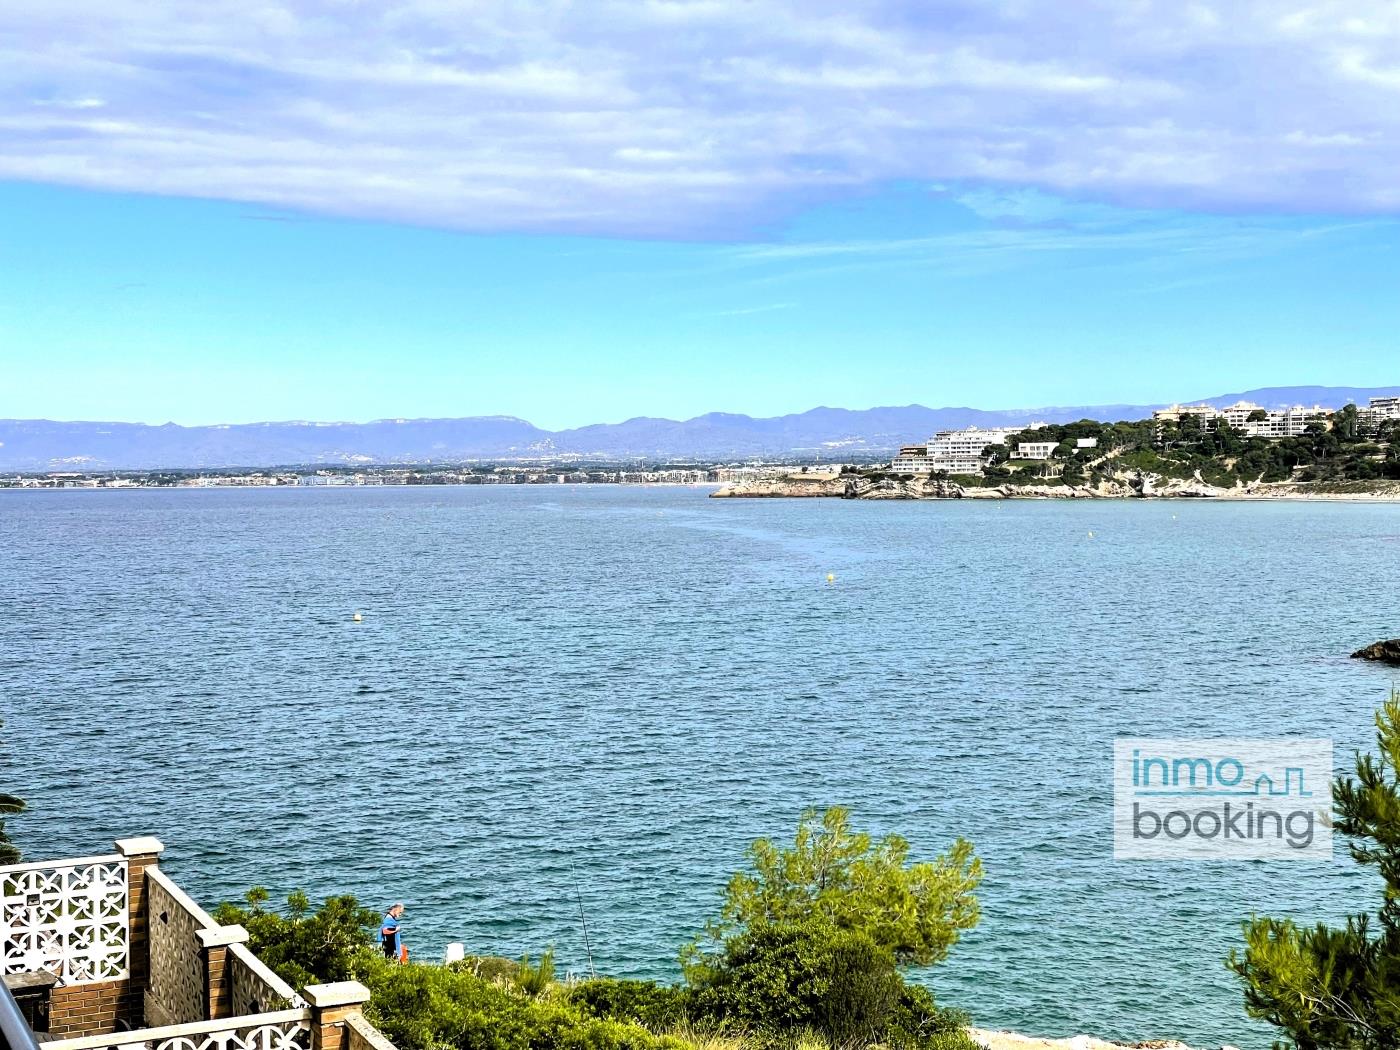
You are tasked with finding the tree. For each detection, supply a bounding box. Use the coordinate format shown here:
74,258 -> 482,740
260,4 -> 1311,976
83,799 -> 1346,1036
1230,691 -> 1400,1048
0,719 -> 24,865
685,807 -> 981,974
213,889 -> 380,991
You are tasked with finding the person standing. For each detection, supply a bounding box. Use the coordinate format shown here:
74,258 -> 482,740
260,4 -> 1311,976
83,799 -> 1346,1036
380,903 -> 406,962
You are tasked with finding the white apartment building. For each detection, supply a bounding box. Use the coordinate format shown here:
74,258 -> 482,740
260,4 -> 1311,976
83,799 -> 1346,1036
930,426 -> 1016,476
888,426 -> 1037,476
1361,396 -> 1400,426
889,444 -> 934,474
1247,405 -> 1331,438
1014,441 -> 1058,460
1152,403 -> 1219,424
1154,400 -> 1331,439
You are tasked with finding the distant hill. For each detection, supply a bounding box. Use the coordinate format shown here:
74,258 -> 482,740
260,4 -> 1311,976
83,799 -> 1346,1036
2,385 -> 1396,471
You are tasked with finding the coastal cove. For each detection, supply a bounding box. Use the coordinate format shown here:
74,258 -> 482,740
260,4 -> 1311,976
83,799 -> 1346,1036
3,486 -> 1397,1049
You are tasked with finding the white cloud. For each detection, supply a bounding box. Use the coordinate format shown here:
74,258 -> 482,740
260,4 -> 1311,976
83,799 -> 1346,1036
1,1 -> 1397,236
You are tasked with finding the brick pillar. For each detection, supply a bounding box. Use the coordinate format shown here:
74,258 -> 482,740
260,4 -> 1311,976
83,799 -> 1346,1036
114,836 -> 164,1028
196,925 -> 248,1020
304,983 -> 371,1050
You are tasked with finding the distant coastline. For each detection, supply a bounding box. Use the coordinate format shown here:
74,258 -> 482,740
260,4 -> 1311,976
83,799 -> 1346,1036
710,472 -> 1400,502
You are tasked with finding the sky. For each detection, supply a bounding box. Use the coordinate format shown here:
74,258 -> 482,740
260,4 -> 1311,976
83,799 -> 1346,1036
1,0 -> 1398,428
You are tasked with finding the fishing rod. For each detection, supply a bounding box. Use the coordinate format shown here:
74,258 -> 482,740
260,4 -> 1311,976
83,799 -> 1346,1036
571,862 -> 596,979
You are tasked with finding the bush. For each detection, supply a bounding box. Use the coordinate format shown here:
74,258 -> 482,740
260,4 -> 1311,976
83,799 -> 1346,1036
568,979 -> 690,1030
212,889 -> 379,991
687,921 -> 924,1047
686,807 -> 980,976
452,956 -> 521,984
885,985 -> 976,1050
360,956 -> 686,1050
515,949 -> 555,997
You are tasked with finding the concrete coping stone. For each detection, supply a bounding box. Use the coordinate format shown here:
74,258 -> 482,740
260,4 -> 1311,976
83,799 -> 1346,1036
302,982 -> 371,1009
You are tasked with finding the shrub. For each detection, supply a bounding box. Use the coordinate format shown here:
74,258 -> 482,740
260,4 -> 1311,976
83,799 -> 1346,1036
359,956 -> 686,1050
568,979 -> 691,1029
452,956 -> 521,984
515,949 -> 555,997
687,920 -> 910,1047
885,985 -> 977,1050
685,807 -> 981,975
212,889 -> 379,990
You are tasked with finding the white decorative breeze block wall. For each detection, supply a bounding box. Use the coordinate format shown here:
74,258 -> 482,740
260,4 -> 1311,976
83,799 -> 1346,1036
0,856 -> 129,983
147,874 -> 207,1024
227,943 -> 302,1015
147,1018 -> 311,1050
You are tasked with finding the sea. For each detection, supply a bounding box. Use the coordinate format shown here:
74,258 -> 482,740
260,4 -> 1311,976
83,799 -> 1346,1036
3,485 -> 1397,1048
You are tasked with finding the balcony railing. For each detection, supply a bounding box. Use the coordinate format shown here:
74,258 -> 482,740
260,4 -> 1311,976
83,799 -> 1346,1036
44,1008 -> 310,1050
1,841 -> 390,1050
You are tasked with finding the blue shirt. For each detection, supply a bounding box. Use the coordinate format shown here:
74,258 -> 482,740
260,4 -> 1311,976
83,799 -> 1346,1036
382,913 -> 401,954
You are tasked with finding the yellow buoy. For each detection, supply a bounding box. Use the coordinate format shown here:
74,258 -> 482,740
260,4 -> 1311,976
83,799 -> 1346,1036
352,612 -> 363,623
826,573 -> 835,584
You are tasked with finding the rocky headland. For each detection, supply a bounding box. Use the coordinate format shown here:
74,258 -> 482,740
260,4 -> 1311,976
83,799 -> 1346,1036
710,471 -> 1400,501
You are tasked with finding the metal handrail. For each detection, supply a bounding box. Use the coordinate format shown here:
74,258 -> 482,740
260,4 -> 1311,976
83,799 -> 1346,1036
0,979 -> 42,1050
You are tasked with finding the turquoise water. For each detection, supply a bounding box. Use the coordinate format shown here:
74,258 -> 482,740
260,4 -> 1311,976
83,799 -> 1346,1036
3,487 -> 1397,1048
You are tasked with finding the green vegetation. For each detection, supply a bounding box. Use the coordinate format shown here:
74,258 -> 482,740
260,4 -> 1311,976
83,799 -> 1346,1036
213,887 -> 380,992
0,719 -> 24,865
1230,690 -> 1400,1049
684,807 -> 980,972
222,808 -> 978,1050
978,409 -> 1400,490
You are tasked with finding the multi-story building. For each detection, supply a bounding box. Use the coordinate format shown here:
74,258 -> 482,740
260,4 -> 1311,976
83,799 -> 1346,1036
1154,401 -> 1332,440
1013,441 -> 1058,460
925,426 -> 1034,474
1246,405 -> 1331,439
1152,403 -> 1220,424
1360,396 -> 1400,429
889,444 -> 933,474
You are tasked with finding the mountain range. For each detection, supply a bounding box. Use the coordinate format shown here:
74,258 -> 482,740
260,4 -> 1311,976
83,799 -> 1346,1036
2,386 -> 1396,471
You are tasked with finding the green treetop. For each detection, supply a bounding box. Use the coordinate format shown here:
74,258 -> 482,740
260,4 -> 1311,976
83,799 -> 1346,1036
1231,690 -> 1400,1048
0,719 -> 24,865
685,806 -> 981,975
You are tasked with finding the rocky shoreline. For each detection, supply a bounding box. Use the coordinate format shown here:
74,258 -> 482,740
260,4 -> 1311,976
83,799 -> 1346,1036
709,471 -> 1400,501
968,1031 -> 1208,1050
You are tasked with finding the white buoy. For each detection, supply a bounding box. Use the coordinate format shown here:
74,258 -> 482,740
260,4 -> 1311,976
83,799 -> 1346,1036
444,942 -> 465,965
352,611 -> 363,623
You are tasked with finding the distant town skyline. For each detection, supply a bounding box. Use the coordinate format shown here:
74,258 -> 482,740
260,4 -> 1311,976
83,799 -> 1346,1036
2,3 -> 1398,429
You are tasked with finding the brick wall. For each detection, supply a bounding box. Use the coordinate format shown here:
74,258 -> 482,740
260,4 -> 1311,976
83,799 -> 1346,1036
46,979 -> 139,1037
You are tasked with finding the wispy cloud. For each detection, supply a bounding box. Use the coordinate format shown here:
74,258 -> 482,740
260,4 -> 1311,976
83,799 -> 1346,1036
691,301 -> 797,317
2,2 -> 1399,236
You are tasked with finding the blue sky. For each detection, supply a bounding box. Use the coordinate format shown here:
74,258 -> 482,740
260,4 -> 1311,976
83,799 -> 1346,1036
2,2 -> 1398,428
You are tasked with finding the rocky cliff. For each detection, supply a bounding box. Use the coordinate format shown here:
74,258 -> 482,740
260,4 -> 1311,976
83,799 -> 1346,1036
710,470 -> 1233,500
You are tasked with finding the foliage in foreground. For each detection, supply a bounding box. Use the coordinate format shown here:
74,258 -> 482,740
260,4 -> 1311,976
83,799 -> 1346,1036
1230,690 -> 1400,1049
684,806 -> 982,975
212,887 -> 380,991
0,718 -> 25,865
676,807 -> 979,1049
216,807 -> 979,1050
359,956 -> 685,1050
